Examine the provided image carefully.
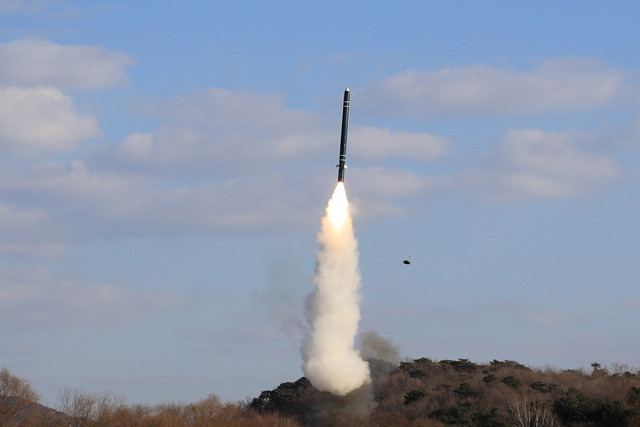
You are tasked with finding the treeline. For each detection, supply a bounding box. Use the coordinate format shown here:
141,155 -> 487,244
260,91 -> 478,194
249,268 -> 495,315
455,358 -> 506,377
371,358 -> 640,426
0,367 -> 297,426
249,359 -> 640,426
3,359 -> 640,426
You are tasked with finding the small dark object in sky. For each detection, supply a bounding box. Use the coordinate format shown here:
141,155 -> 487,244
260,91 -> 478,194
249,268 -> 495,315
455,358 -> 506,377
403,257 -> 411,265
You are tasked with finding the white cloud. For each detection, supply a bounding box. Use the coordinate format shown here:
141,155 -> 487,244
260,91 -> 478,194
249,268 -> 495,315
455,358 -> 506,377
361,58 -> 632,117
498,129 -> 621,198
42,161 -> 150,208
0,201 -> 66,257
348,167 -> 443,221
0,79 -> 630,255
0,86 -> 100,155
454,128 -> 622,200
0,266 -> 190,329
0,162 -> 157,254
0,39 -> 135,90
0,157 -> 327,244
97,88 -> 451,227
0,126 -> 619,251
502,129 -> 619,178
113,88 -> 329,175
350,126 -> 448,163
100,87 -> 454,228
118,133 -> 154,159
351,167 -> 438,199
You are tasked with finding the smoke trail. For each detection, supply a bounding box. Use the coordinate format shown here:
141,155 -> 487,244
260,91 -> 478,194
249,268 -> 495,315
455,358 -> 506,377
302,182 -> 370,396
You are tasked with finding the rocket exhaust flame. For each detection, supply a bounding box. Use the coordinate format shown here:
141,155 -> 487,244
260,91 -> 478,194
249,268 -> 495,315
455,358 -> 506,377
326,183 -> 349,230
302,182 -> 371,396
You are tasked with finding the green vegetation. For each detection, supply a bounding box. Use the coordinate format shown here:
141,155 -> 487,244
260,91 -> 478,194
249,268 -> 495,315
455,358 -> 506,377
2,359 -> 640,426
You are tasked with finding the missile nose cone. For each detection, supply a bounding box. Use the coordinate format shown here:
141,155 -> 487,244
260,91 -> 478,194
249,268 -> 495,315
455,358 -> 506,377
345,87 -> 350,92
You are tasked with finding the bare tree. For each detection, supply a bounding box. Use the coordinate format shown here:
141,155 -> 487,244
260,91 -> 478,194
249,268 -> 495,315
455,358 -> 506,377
0,367 -> 39,427
58,387 -> 98,427
508,393 -> 560,427
93,391 -> 127,427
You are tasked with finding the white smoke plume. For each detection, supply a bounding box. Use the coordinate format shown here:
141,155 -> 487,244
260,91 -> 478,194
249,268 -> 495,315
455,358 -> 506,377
302,182 -> 371,396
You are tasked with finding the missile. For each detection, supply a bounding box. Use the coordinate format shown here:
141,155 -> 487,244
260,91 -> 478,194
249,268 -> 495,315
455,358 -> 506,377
337,88 -> 350,182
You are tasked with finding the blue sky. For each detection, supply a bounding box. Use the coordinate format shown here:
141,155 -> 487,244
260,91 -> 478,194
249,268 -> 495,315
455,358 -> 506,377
1,0 -> 639,406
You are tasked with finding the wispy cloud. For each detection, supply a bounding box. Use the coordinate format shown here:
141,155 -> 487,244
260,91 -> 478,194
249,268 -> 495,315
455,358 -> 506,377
350,126 -> 448,163
109,88 -> 329,176
349,167 -> 443,221
0,266 -> 190,329
497,128 -> 621,198
452,128 -> 622,200
360,58 -> 633,117
0,53 -> 635,259
0,39 -> 135,90
0,201 -> 66,257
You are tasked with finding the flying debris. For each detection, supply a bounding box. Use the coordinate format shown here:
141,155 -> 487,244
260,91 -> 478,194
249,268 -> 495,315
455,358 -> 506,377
403,256 -> 411,265
336,88 -> 350,182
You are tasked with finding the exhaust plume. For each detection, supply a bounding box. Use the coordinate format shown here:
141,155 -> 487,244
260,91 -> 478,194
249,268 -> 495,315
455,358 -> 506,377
360,331 -> 399,364
302,182 -> 370,396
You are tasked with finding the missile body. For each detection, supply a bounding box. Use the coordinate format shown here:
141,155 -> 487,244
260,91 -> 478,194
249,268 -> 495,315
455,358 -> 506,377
337,88 -> 350,182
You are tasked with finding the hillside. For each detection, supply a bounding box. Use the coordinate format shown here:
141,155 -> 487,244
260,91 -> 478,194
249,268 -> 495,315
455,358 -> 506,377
5,397 -> 66,426
3,359 -> 640,426
373,358 -> 640,426
250,358 -> 640,426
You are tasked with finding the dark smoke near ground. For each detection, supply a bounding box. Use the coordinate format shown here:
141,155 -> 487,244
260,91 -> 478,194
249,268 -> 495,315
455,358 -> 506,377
306,383 -> 374,426
359,331 -> 401,381
304,332 -> 399,426
359,331 -> 399,363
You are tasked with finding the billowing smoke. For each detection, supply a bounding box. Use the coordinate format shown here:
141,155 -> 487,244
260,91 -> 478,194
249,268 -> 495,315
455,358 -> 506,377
359,331 -> 400,380
302,182 -> 371,396
360,331 -> 400,364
